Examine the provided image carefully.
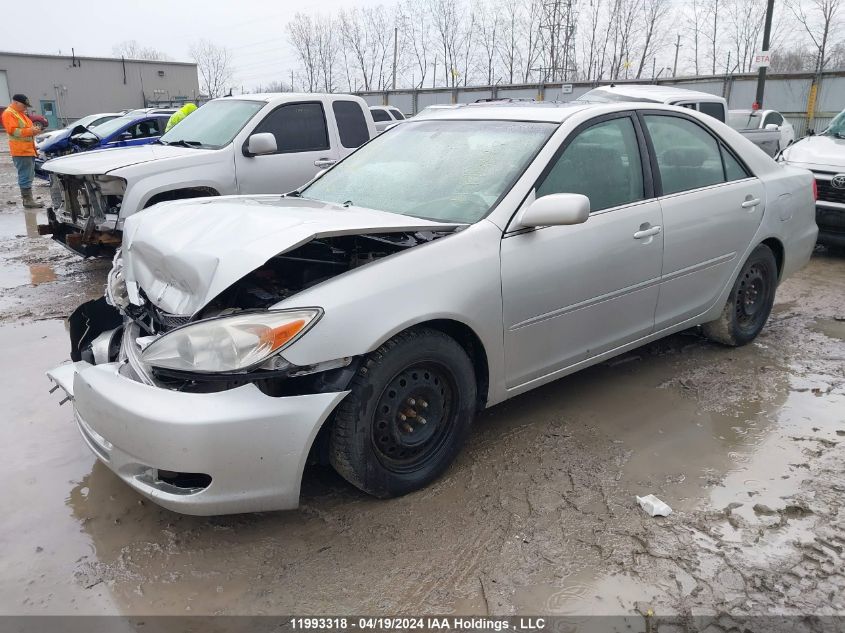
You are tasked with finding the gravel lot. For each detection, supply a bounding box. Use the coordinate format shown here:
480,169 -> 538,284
0,148 -> 843,623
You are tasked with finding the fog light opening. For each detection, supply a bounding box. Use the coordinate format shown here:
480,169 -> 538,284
156,470 -> 212,490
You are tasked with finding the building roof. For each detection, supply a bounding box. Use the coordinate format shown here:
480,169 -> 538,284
0,50 -> 195,67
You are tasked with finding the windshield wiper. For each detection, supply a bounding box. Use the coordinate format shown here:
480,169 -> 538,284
160,139 -> 203,148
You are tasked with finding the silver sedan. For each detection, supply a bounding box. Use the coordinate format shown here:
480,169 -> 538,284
48,102 -> 818,515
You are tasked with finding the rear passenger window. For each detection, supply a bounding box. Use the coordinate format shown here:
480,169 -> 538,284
537,116 -> 644,212
253,102 -> 329,153
699,102 -> 726,122
332,101 -> 370,148
644,115 -> 725,195
371,109 -> 391,122
389,109 -> 405,120
722,146 -> 749,181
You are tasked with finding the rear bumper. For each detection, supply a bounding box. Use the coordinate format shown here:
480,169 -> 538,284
49,361 -> 347,515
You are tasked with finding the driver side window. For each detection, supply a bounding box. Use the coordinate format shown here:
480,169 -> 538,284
536,116 -> 645,212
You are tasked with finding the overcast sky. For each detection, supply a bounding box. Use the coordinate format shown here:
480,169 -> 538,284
6,0 -> 395,90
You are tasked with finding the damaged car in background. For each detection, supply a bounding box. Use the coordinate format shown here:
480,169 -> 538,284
48,102 -> 816,515
39,94 -> 375,256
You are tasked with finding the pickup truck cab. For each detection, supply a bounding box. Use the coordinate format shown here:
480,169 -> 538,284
577,85 -> 783,156
780,108 -> 845,248
369,105 -> 406,132
728,109 -> 795,156
41,94 -> 376,256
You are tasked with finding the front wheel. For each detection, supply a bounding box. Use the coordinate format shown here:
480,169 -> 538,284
702,244 -> 778,346
329,328 -> 477,498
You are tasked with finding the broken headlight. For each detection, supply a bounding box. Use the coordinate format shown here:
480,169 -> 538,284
140,309 -> 322,373
105,249 -> 130,312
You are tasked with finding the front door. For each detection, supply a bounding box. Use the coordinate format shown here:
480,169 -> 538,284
501,113 -> 664,390
234,101 -> 340,195
639,112 -> 766,329
40,100 -> 58,129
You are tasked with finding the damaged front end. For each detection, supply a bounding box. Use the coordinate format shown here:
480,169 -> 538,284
38,174 -> 126,257
65,228 -> 449,396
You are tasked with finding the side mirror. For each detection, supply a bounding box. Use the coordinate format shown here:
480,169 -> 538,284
244,132 -> 277,157
764,123 -> 780,131
119,132 -> 133,140
518,193 -> 590,228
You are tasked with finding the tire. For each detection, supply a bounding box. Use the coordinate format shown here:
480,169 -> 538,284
329,327 -> 477,498
702,244 -> 778,346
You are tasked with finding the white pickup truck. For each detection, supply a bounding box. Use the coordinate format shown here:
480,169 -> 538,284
41,93 -> 376,256
577,84 -> 785,156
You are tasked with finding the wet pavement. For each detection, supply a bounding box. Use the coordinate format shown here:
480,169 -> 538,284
0,153 -> 844,619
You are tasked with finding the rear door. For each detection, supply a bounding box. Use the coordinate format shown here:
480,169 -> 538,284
640,111 -> 765,329
234,101 -> 340,194
102,117 -> 163,148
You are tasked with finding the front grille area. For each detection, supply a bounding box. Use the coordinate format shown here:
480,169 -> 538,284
816,178 -> 845,204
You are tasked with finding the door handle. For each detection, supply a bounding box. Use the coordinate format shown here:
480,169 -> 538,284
314,158 -> 336,168
741,197 -> 761,208
633,225 -> 662,239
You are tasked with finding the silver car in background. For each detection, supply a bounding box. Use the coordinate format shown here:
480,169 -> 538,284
48,102 -> 817,515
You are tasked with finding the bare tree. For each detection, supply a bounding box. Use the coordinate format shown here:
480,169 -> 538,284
684,0 -> 706,74
635,0 -> 671,78
190,40 -> 233,97
725,0 -> 765,72
477,0 -> 501,84
112,40 -> 169,61
785,0 -> 844,73
287,13 -> 320,91
399,0 -> 434,87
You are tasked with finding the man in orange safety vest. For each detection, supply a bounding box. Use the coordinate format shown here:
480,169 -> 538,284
2,93 -> 44,208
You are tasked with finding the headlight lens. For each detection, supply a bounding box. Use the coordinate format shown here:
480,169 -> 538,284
140,309 -> 322,373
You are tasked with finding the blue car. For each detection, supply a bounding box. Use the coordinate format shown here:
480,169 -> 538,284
36,112 -> 173,178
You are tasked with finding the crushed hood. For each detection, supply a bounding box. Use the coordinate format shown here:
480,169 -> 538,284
781,135 -> 845,171
42,144 -> 211,176
122,196 -> 462,315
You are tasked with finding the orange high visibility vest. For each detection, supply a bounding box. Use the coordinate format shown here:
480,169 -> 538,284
2,107 -> 37,157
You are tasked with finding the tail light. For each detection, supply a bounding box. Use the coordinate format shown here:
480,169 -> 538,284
812,179 -> 818,201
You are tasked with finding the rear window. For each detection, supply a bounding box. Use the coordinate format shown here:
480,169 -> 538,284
698,101 -> 726,122
371,109 -> 391,122
333,101 -> 370,148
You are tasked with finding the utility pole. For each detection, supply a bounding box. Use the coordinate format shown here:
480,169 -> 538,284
392,27 -> 398,90
672,34 -> 682,78
754,0 -> 775,108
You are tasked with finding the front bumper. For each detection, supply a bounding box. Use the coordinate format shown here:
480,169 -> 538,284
816,203 -> 845,248
48,361 -> 347,515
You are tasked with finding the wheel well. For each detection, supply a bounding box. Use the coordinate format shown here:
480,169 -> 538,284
144,187 -> 219,208
415,319 -> 490,411
761,237 -> 784,280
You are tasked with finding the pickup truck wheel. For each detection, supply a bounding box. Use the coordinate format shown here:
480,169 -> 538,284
702,244 -> 777,346
329,328 -> 476,498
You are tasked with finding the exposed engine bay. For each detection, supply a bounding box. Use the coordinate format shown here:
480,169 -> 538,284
69,229 -> 455,397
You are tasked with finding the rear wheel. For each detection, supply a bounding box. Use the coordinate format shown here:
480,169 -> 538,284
702,244 -> 777,346
329,328 -> 476,498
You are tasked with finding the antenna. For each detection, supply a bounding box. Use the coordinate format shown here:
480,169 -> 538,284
538,0 -> 578,82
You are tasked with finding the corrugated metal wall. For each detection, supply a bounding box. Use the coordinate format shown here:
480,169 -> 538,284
358,72 -> 845,135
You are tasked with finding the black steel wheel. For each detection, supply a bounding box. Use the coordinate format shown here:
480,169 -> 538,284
703,244 -> 778,346
329,328 -> 477,498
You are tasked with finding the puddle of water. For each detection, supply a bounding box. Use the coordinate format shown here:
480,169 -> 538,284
0,209 -> 47,239
810,318 -> 845,341
0,261 -> 31,289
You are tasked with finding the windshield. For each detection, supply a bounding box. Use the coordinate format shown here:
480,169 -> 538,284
301,119 -> 556,223
158,100 -> 265,149
823,109 -> 845,138
727,111 -> 762,130
81,115 -> 135,139
575,88 -> 656,104
70,113 -> 114,130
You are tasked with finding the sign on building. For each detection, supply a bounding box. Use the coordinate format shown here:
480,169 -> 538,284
561,84 -> 573,94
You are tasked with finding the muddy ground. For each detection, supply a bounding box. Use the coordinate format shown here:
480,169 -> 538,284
0,149 -> 843,624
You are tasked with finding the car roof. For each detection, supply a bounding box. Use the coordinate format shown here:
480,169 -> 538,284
583,84 -> 725,103
232,93 -> 366,104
